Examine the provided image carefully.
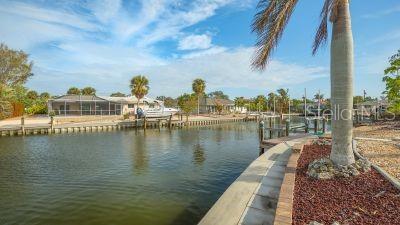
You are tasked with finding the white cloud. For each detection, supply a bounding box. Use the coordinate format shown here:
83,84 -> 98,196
128,47 -> 328,97
178,34 -> 212,50
136,0 -> 237,46
0,13 -> 79,49
362,5 -> 400,19
4,0 -> 322,98
26,47 -> 327,98
369,30 -> 400,44
0,1 -> 98,31
87,0 -> 122,24
182,46 -> 227,58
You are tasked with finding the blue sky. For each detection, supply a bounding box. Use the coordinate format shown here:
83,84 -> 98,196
0,0 -> 399,99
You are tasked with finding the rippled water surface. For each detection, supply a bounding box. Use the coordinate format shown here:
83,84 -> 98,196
0,122 -> 258,225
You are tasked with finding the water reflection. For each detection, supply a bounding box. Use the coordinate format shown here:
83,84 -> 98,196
192,143 -> 205,165
193,131 -> 206,165
132,131 -> 149,174
0,122 -> 259,225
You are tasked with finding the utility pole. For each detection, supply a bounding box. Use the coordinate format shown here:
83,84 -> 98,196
288,97 -> 291,122
318,89 -> 321,118
363,90 -> 366,101
304,88 -> 307,119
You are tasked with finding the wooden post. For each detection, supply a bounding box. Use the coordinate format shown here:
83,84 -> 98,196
259,121 -> 265,142
314,118 -> 318,134
50,116 -> 54,133
355,109 -> 359,125
322,117 -> 326,133
143,116 -> 147,130
21,116 -> 25,135
158,119 -> 162,131
269,117 -> 273,139
285,119 -> 290,137
305,119 -> 309,133
259,121 -> 265,155
169,114 -> 172,129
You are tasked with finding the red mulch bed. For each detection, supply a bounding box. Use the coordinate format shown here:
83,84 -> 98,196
292,144 -> 400,225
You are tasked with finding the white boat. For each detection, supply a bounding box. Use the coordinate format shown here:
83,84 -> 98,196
144,104 -> 179,118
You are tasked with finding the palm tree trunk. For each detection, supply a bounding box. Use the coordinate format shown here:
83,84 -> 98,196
330,0 -> 355,166
197,95 -> 200,115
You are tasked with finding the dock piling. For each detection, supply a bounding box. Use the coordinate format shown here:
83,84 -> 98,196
21,116 -> 25,135
285,119 -> 290,137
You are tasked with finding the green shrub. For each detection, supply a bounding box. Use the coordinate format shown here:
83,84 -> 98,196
123,113 -> 130,120
26,103 -> 47,115
0,101 -> 13,119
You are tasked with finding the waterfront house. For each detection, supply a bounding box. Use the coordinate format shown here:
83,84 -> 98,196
199,97 -> 245,114
355,100 -> 389,116
48,95 -> 161,116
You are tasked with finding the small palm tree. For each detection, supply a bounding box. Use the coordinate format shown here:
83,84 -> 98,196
67,87 -> 81,95
130,75 -> 149,117
192,79 -> 206,115
252,0 -> 355,166
81,87 -> 96,95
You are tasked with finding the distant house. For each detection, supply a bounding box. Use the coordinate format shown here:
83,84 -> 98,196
355,100 -> 389,116
199,97 -> 243,114
48,95 -> 161,116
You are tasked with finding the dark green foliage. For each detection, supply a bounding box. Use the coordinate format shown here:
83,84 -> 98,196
0,100 -> 12,119
81,87 -> 96,95
207,91 -> 229,100
382,50 -> 400,113
110,92 -> 126,97
67,87 -> 81,95
177,93 -> 197,121
0,43 -> 33,87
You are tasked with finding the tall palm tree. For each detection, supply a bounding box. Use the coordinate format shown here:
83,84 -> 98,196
252,0 -> 355,166
192,78 -> 206,115
130,75 -> 149,117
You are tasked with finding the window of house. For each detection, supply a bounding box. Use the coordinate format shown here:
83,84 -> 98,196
128,104 -> 135,108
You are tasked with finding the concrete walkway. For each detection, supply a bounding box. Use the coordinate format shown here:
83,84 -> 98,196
199,136 -> 311,225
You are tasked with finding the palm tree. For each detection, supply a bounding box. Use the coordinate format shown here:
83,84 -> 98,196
277,88 -> 289,114
67,87 -> 81,95
252,0 -> 355,166
314,93 -> 325,102
192,79 -> 206,115
130,75 -> 149,117
81,87 -> 96,95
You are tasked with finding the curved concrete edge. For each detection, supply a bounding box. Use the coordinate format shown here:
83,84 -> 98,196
352,140 -> 400,190
198,142 -> 290,225
198,136 -> 314,225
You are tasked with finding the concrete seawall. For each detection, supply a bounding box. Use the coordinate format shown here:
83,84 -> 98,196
0,117 -> 255,137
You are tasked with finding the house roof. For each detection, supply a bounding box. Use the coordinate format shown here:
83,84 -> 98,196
356,100 -> 389,106
49,95 -> 160,104
103,96 -> 159,104
49,95 -> 109,102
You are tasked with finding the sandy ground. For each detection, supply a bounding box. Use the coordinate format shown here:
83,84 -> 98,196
0,114 -> 247,128
354,122 -> 400,180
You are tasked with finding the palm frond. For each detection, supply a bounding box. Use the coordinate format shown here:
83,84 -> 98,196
312,0 -> 344,55
312,0 -> 333,55
251,0 -> 299,70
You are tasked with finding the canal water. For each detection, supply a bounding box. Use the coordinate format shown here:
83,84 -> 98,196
0,122 -> 259,225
